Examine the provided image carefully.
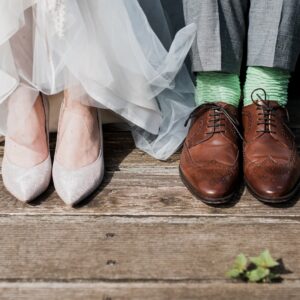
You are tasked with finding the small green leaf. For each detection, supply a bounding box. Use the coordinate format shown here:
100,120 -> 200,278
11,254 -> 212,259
250,250 -> 279,268
247,267 -> 270,282
233,253 -> 248,272
226,254 -> 248,279
226,268 -> 242,279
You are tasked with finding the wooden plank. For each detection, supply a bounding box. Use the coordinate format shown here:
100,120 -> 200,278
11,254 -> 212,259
0,216 -> 298,280
1,282 -> 300,300
0,129 -> 300,216
1,176 -> 300,217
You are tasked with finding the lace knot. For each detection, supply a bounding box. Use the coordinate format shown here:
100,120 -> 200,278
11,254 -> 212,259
251,88 -> 278,134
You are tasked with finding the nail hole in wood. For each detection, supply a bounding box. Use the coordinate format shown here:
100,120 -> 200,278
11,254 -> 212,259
106,233 -> 115,239
106,260 -> 117,266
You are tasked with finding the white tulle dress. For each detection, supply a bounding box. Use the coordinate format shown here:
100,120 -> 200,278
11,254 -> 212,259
0,0 -> 196,160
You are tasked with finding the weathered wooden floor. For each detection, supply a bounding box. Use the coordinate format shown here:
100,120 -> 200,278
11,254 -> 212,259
0,102 -> 300,299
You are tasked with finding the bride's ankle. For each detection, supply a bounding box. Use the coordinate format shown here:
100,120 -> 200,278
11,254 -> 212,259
5,94 -> 49,167
56,95 -> 100,169
63,91 -> 97,121
8,95 -> 45,139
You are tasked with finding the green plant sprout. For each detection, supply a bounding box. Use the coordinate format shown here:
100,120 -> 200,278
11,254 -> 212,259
226,250 -> 282,283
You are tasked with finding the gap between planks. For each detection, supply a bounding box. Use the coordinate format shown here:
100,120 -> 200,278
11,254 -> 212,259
1,281 -> 300,300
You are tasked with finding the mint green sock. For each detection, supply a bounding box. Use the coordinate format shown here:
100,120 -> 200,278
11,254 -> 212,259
243,66 -> 291,107
195,72 -> 241,107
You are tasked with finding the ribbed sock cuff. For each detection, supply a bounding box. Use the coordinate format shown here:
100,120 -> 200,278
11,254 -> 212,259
195,72 -> 241,107
243,66 -> 290,107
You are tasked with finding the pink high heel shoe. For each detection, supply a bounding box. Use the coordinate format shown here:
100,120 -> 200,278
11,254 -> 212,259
52,100 -> 104,206
2,95 -> 52,202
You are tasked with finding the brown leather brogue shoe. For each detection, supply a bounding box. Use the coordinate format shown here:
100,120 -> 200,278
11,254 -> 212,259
179,102 -> 241,204
243,89 -> 300,203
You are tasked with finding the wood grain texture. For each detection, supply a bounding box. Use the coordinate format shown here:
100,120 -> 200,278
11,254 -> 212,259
0,216 -> 298,280
1,282 -> 300,300
1,174 -> 300,217
0,113 -> 300,299
0,128 -> 299,216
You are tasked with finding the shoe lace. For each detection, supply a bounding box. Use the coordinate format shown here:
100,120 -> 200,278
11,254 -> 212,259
185,103 -> 244,141
251,88 -> 281,134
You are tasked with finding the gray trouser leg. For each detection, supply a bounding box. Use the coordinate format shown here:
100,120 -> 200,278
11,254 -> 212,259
183,0 -> 248,74
247,0 -> 300,72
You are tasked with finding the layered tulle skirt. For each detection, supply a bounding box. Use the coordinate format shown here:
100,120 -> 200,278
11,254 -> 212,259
0,0 -> 196,160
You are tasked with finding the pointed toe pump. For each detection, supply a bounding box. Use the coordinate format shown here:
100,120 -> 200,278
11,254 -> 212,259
2,155 -> 52,203
2,95 -> 52,203
53,150 -> 104,206
52,101 -> 104,206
